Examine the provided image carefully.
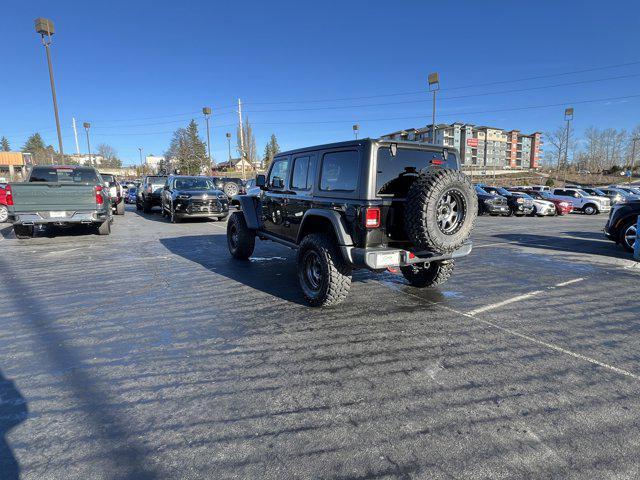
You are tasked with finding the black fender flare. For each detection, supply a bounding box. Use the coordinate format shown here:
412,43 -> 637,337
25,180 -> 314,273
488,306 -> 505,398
296,209 -> 353,246
235,195 -> 261,229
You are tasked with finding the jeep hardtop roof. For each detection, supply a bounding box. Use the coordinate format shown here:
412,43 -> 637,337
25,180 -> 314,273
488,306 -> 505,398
274,138 -> 459,158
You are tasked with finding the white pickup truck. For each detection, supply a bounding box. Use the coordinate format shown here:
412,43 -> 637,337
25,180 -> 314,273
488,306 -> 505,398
551,188 -> 611,215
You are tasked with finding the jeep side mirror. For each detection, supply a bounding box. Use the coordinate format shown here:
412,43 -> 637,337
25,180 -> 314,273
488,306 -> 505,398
272,177 -> 284,189
256,174 -> 266,188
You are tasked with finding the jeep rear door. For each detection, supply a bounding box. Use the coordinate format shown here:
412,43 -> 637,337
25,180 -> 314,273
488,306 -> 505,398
282,153 -> 316,242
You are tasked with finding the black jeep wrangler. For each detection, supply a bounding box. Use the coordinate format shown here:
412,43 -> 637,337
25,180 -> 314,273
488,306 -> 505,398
227,139 -> 477,307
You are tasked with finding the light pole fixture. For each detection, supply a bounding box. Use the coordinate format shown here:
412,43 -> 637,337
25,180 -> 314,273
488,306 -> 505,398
35,17 -> 64,156
202,106 -> 212,171
562,107 -> 574,176
83,122 -> 92,165
226,132 -> 232,161
353,124 -> 360,140
428,72 -> 440,144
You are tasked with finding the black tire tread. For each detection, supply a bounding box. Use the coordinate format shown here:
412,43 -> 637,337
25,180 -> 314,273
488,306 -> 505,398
404,169 -> 477,253
227,212 -> 255,260
297,233 -> 352,307
400,260 -> 454,288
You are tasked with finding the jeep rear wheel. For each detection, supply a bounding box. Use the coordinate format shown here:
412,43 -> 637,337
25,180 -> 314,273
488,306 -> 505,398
227,212 -> 255,259
404,169 -> 477,253
297,234 -> 352,307
400,260 -> 454,288
620,221 -> 637,253
224,182 -> 239,197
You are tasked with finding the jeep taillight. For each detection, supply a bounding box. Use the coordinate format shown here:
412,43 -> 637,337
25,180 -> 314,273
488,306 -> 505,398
364,207 -> 381,228
95,185 -> 104,205
5,185 -> 13,206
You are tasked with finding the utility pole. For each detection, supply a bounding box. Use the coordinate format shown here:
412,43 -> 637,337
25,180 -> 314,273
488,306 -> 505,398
428,72 -> 440,144
226,133 -> 231,161
630,137 -> 639,184
35,18 -> 64,156
353,124 -> 360,140
72,117 -> 80,154
237,98 -> 246,181
203,106 -> 212,173
83,122 -> 92,165
138,147 -> 144,173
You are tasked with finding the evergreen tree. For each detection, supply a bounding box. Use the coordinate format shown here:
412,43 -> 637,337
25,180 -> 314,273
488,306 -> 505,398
165,120 -> 208,175
22,133 -> 46,154
262,133 -> 281,169
0,136 -> 9,152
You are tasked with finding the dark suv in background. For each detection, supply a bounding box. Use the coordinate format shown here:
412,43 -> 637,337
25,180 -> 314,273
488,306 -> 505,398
137,174 -> 168,213
161,175 -> 229,223
475,185 -> 509,216
227,139 -> 477,306
481,185 -> 534,216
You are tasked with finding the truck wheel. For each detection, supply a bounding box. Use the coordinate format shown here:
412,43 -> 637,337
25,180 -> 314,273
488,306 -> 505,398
116,201 -> 125,216
96,220 -> 111,235
170,207 -> 181,224
619,221 -> 637,253
583,204 -> 597,215
224,182 -> 239,197
13,224 -> 34,239
404,169 -> 477,253
0,205 -> 8,223
143,198 -> 152,213
400,260 -> 454,288
227,212 -> 255,259
297,233 -> 352,307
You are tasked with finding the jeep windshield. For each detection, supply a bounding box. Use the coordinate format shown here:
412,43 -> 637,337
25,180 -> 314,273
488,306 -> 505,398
29,167 -> 100,184
376,146 -> 458,196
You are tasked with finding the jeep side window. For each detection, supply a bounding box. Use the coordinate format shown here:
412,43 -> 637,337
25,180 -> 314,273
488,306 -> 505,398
268,157 -> 290,189
291,156 -> 312,190
320,150 -> 358,191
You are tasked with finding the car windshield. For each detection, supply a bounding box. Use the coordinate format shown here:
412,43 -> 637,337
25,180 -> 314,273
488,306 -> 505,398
101,174 -> 115,182
30,167 -> 100,184
174,177 -> 213,190
128,187 -> 137,193
147,176 -> 167,185
577,189 -> 592,196
475,186 -> 489,195
494,187 -> 511,196
514,192 -> 533,199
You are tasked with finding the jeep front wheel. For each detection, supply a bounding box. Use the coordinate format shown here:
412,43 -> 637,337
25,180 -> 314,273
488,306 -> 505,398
400,260 -> 454,288
297,234 -> 352,307
227,212 -> 255,259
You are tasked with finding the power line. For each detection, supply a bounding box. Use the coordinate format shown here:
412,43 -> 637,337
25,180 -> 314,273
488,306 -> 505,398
243,73 -> 640,113
241,60 -> 640,105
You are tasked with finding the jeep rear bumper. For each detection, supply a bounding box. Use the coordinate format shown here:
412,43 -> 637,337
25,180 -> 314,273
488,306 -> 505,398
341,241 -> 473,270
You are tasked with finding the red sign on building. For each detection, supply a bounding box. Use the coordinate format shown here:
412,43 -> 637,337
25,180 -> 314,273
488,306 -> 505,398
466,138 -> 478,147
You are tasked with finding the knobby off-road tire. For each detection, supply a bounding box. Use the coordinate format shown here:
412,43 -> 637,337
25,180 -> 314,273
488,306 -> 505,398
404,169 -> 477,253
400,260 -> 455,288
619,220 -> 637,253
143,198 -> 152,213
227,212 -> 255,260
297,233 -> 352,307
13,224 -> 34,239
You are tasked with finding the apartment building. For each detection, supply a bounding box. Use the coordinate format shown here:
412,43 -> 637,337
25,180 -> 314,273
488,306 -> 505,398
381,123 -> 542,169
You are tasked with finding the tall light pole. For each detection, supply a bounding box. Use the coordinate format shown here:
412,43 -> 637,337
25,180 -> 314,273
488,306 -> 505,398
138,147 -> 144,173
561,107 -> 574,183
203,106 -> 212,173
35,18 -> 64,156
226,133 -> 231,162
428,72 -> 440,144
353,124 -> 360,140
83,122 -> 92,166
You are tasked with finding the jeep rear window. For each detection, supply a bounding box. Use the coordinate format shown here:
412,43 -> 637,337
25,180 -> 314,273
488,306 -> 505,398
376,147 -> 458,196
320,150 -> 358,191
30,167 -> 100,184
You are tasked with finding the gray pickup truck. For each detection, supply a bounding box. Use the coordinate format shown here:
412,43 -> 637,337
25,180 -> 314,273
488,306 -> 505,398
7,165 -> 112,238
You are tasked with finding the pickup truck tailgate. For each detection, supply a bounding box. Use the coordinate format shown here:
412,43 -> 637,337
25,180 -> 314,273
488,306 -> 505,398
11,183 -> 97,212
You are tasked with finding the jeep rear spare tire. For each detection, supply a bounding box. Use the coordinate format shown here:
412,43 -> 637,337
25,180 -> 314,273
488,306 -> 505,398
404,169 -> 477,253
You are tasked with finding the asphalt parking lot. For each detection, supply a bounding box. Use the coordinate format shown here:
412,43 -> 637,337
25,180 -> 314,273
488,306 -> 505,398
1,207 -> 639,479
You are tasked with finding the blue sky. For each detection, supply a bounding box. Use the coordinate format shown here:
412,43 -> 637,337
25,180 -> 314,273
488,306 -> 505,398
1,0 -> 639,165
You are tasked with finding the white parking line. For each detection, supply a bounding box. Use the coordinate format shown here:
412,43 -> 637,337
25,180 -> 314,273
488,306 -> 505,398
380,281 -> 640,381
467,291 -> 544,316
554,277 -> 585,287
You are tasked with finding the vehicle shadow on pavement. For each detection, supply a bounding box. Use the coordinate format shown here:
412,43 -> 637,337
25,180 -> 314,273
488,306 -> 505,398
160,234 -> 310,305
0,257 -> 164,479
0,225 -> 12,239
132,208 -> 221,224
495,233 -> 629,259
0,371 -> 28,480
